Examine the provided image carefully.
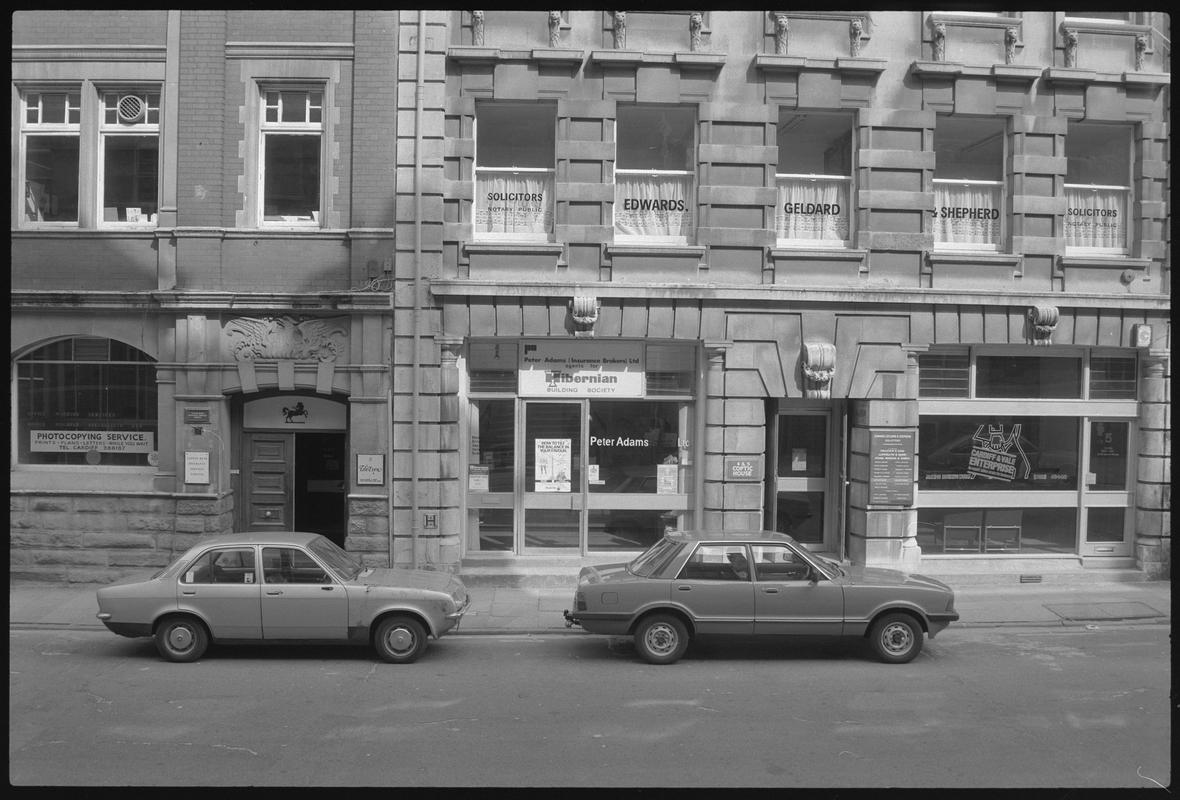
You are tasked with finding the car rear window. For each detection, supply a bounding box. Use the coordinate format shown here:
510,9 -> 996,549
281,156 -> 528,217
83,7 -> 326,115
628,538 -> 684,577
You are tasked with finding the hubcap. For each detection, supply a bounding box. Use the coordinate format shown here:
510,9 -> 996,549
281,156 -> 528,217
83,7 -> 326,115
168,625 -> 194,651
881,622 -> 913,655
386,626 -> 415,654
645,623 -> 677,656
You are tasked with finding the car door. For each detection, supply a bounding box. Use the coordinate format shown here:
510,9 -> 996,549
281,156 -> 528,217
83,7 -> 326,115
670,544 -> 755,635
176,547 -> 262,639
751,544 -> 844,636
260,546 -> 348,640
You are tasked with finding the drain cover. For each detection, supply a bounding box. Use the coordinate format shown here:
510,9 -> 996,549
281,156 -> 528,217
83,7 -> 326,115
1044,602 -> 1164,621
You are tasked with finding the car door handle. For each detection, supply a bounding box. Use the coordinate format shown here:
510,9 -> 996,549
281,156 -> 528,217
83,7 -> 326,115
677,585 -> 692,591
762,587 -> 781,594
321,586 -> 334,591
266,590 -> 283,596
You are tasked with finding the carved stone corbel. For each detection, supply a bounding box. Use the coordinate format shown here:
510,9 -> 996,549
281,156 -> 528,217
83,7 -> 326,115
569,296 -> 600,337
1026,305 -> 1060,346
689,11 -> 703,52
611,11 -> 627,49
770,12 -> 789,55
1135,34 -> 1149,71
849,18 -> 864,57
1004,26 -> 1019,64
802,341 -> 837,399
548,10 -> 562,47
471,10 -> 485,46
1061,24 -> 1078,67
931,20 -> 947,62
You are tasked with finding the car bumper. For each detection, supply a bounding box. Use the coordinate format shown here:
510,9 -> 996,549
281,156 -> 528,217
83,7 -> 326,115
926,611 -> 960,637
563,609 -> 631,635
96,614 -> 152,638
440,596 -> 471,634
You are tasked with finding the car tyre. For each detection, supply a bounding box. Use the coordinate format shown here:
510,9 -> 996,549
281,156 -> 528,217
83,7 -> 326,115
154,615 -> 209,663
634,613 -> 689,665
869,613 -> 923,664
374,615 -> 427,664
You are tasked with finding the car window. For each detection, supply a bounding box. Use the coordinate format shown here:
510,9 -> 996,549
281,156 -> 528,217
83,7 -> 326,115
628,537 -> 684,577
750,545 -> 811,581
181,548 -> 256,585
308,536 -> 362,581
262,547 -> 332,584
677,544 -> 750,581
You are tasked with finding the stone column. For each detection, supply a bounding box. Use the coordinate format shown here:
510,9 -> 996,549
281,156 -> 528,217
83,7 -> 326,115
1136,349 -> 1171,578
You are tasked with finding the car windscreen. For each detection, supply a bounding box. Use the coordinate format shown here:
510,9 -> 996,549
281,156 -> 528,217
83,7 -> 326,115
309,537 -> 363,581
627,538 -> 684,578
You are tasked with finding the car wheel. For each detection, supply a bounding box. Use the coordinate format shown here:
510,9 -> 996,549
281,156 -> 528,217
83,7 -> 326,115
374,615 -> 427,664
154,616 -> 209,663
634,614 -> 689,665
869,613 -> 923,664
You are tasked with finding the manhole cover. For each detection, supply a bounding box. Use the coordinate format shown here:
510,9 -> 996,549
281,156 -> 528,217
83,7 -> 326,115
1044,602 -> 1164,621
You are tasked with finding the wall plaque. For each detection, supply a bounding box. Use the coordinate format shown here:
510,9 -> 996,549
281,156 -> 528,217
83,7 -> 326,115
868,430 -> 915,506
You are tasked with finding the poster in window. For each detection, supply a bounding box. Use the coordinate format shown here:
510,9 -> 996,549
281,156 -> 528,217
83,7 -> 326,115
534,438 -> 571,492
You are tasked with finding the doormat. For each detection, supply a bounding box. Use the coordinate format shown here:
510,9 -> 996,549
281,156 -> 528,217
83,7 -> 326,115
1044,602 -> 1164,621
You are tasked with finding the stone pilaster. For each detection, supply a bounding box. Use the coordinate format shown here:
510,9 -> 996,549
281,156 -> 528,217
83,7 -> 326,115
1135,349 -> 1171,578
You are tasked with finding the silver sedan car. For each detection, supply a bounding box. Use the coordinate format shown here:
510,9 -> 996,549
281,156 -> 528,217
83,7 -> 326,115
96,532 -> 469,664
564,529 -> 959,665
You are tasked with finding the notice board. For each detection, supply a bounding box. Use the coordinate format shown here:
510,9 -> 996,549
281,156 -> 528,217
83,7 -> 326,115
868,429 -> 915,506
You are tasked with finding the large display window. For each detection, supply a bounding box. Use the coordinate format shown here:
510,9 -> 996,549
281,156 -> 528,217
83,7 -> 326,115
919,416 -> 1079,491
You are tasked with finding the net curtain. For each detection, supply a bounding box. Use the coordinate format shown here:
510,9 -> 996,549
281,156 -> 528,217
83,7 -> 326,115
775,178 -> 849,242
474,172 -> 554,235
614,173 -> 694,238
934,183 -> 1001,247
1065,186 -> 1126,249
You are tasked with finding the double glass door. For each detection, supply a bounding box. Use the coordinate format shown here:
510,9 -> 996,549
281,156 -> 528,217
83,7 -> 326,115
466,398 -> 693,555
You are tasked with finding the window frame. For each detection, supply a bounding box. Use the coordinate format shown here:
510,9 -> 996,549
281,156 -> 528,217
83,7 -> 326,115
933,115 -> 1008,253
473,101 -> 557,243
19,87 -> 82,229
1064,121 -> 1133,257
774,110 -> 856,250
257,85 -> 325,228
97,88 -> 161,229
613,104 -> 697,246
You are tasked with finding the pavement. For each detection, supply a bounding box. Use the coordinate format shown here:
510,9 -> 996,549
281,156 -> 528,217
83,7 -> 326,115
8,575 -> 1171,635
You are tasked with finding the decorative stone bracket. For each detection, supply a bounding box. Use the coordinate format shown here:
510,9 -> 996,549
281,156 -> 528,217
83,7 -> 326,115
569,296 -> 600,337
1025,305 -> 1059,346
802,340 -> 837,398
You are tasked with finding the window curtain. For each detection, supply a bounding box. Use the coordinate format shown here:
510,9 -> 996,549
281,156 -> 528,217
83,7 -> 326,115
614,173 -> 694,238
934,183 -> 1001,247
474,172 -> 553,235
1065,186 -> 1126,249
775,178 -> 849,242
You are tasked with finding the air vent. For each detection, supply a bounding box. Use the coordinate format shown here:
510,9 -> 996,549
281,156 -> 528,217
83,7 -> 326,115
1019,574 -> 1043,584
116,94 -> 146,124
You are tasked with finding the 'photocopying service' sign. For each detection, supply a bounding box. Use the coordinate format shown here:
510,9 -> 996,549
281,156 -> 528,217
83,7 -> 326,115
31,430 -> 154,453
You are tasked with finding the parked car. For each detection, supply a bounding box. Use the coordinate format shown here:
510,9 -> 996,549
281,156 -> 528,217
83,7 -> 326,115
96,532 -> 469,664
563,529 -> 958,665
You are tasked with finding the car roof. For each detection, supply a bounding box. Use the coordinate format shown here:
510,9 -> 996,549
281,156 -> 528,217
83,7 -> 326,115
665,529 -> 797,545
183,531 -> 326,549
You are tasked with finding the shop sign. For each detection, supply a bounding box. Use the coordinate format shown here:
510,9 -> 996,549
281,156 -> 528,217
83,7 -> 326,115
356,454 -> 385,486
31,430 -> 154,453
724,456 -> 763,482
966,423 -> 1030,482
868,430 -> 915,506
519,340 -> 644,397
534,438 -> 571,492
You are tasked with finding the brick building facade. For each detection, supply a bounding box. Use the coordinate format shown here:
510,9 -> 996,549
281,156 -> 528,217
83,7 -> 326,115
10,10 -> 1171,583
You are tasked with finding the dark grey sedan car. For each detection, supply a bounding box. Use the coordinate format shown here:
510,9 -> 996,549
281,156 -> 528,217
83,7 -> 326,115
564,530 -> 958,665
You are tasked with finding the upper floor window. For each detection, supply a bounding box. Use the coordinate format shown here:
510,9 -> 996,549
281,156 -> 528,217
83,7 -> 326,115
260,88 -> 322,226
100,91 -> 160,226
474,102 -> 555,241
934,116 -> 1006,251
14,337 -> 158,467
775,111 -> 853,248
21,90 -> 81,224
1065,121 -> 1131,254
614,105 -> 696,245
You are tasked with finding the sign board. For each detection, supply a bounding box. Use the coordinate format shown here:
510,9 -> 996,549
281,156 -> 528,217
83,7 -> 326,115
31,430 -> 154,453
243,396 -> 346,430
184,450 -> 211,485
356,454 -> 384,486
519,340 -> 644,398
724,456 -> 764,482
868,430 -> 915,506
183,408 -> 212,425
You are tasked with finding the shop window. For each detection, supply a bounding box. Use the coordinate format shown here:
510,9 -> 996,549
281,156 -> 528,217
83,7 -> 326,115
614,105 -> 696,244
588,509 -> 675,552
976,354 -> 1082,399
919,416 -> 1079,491
474,102 -> 555,240
260,88 -> 322,225
588,400 -> 686,494
20,90 -> 81,224
1089,356 -> 1137,400
775,111 -> 853,247
100,91 -> 160,226
468,341 -> 518,392
645,343 -> 696,395
15,337 -> 158,466
934,116 -> 1006,251
1065,122 -> 1131,254
918,508 -> 1077,555
470,399 -> 515,492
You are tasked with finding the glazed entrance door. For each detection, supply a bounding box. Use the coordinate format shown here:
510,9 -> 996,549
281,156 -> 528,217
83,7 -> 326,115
522,402 -> 582,551
767,407 -> 837,551
1080,419 -> 1134,557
